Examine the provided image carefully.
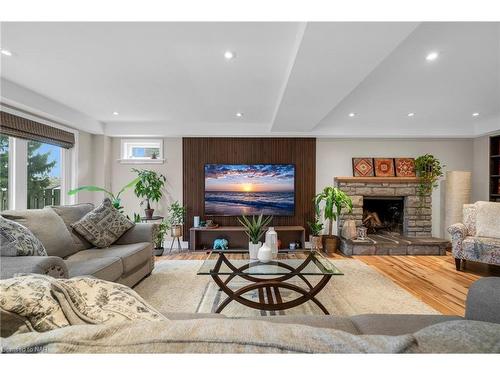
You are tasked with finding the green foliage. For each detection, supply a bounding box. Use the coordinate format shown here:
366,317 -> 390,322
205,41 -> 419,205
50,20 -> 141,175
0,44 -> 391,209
415,154 -> 445,202
237,214 -> 273,244
165,201 -> 186,228
68,177 -> 140,211
307,218 -> 324,236
133,169 -> 166,209
154,220 -> 169,248
0,135 -> 9,193
133,213 -> 142,223
314,186 -> 353,236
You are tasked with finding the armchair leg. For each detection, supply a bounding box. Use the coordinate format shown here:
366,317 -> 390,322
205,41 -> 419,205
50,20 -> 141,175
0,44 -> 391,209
454,258 -> 463,271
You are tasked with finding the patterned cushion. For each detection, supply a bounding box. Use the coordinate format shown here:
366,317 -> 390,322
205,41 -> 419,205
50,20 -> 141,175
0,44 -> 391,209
50,277 -> 166,325
70,198 -> 135,248
462,236 -> 500,266
463,204 -> 477,237
475,201 -> 500,239
0,216 -> 47,257
0,274 -> 70,333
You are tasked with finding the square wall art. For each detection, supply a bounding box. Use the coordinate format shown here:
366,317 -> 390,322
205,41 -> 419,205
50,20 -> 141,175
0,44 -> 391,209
394,158 -> 416,177
352,158 -> 374,177
374,158 -> 395,177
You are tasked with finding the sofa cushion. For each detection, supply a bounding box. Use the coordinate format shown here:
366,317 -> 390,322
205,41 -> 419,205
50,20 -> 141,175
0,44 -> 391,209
1,207 -> 76,258
0,274 -> 70,333
350,314 -> 462,335
475,201 -> 500,238
0,216 -> 47,257
462,236 -> 500,265
65,243 -> 152,274
244,315 -> 360,334
50,204 -> 95,251
65,256 -> 123,281
50,276 -> 166,325
70,198 -> 135,248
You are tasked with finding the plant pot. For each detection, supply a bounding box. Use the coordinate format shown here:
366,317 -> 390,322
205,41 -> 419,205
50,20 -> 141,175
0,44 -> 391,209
144,208 -> 154,219
153,247 -> 164,256
171,225 -> 182,237
309,235 -> 323,251
322,235 -> 339,255
248,241 -> 261,260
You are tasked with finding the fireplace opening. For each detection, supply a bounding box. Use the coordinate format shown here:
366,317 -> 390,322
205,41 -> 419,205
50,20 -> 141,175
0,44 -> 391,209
363,197 -> 404,234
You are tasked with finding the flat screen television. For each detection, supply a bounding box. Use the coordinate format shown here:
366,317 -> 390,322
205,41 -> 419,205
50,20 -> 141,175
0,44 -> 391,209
204,164 -> 295,216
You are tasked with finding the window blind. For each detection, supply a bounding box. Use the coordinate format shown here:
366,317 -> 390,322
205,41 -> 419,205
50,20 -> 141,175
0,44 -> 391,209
0,111 -> 75,149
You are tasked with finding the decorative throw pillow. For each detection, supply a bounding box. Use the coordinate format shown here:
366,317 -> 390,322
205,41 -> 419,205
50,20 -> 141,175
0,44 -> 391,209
0,216 -> 47,257
0,274 -> 70,333
50,277 -> 167,325
70,198 -> 135,248
475,201 -> 500,239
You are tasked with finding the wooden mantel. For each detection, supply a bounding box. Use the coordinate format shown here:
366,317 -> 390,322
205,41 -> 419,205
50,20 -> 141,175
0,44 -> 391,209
334,176 -> 419,184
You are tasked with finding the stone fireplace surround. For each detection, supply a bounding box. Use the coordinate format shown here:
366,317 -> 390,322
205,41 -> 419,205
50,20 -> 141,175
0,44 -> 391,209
335,176 -> 432,237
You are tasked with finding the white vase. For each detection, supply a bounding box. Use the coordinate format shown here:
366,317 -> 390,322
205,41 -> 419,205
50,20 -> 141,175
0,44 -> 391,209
257,243 -> 272,263
248,241 -> 261,260
265,227 -> 278,258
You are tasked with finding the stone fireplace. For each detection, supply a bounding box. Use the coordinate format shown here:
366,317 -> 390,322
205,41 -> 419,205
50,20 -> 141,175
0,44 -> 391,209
334,177 -> 447,256
335,177 -> 432,237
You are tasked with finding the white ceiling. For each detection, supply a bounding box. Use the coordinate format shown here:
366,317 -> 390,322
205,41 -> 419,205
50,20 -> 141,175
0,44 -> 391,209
1,22 -> 499,137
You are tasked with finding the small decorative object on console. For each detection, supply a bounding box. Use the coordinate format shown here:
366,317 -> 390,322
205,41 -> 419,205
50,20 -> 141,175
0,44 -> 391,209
289,242 -> 296,250
374,158 -> 396,177
352,158 -> 374,177
213,238 -> 228,250
193,216 -> 200,228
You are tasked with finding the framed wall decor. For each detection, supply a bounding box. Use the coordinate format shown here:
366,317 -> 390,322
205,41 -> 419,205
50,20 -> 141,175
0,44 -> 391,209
374,158 -> 395,177
394,158 -> 416,177
352,158 -> 374,177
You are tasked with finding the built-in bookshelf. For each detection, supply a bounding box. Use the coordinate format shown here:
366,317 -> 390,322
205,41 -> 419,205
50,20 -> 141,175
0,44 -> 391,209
490,135 -> 500,202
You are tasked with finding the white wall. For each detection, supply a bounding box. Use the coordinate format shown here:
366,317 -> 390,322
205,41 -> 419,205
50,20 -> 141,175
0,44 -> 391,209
316,138 -> 475,237
109,138 -> 183,221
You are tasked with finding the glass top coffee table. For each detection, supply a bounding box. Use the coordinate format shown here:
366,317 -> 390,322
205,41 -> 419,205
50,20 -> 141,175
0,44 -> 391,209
197,250 -> 343,315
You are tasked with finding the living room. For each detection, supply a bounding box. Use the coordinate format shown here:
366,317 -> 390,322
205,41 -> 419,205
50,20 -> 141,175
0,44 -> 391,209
1,0 -> 500,370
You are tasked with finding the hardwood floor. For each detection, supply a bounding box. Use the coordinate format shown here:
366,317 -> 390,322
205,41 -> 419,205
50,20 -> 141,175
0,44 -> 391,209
157,251 -> 499,316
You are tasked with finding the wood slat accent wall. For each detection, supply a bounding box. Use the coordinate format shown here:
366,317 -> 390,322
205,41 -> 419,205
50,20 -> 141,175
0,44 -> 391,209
182,138 -> 316,239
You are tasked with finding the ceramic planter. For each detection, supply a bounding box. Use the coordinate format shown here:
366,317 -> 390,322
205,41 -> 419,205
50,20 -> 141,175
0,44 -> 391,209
248,241 -> 261,260
144,208 -> 154,219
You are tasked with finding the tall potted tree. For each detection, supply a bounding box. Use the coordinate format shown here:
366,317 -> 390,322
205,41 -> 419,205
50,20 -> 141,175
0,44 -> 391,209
133,169 -> 166,219
314,186 -> 353,254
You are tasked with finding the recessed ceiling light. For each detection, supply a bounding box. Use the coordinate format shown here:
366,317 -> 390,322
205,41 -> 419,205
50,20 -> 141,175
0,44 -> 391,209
407,112 -> 415,117
472,112 -> 480,117
112,111 -> 119,116
0,48 -> 12,57
425,51 -> 439,61
348,113 -> 356,117
235,112 -> 243,118
224,51 -> 235,60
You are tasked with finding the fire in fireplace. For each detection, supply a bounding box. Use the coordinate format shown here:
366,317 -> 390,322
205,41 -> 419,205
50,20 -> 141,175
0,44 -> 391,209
363,197 -> 404,234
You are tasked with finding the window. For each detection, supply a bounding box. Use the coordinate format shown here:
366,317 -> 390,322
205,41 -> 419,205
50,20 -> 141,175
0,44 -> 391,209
0,135 -> 9,210
27,141 -> 62,208
120,139 -> 163,164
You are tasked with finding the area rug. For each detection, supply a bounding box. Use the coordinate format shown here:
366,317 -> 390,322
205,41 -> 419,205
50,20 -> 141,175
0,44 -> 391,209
134,259 -> 439,317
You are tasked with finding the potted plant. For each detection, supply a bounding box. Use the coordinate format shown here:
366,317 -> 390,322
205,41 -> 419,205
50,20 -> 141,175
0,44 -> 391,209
238,214 -> 273,259
68,177 -> 140,213
133,169 -> 166,219
166,201 -> 186,238
314,186 -> 353,254
153,220 -> 169,256
415,154 -> 444,207
307,214 -> 324,251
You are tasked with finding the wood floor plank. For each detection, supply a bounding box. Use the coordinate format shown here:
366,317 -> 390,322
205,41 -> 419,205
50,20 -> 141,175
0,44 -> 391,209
156,250 -> 500,316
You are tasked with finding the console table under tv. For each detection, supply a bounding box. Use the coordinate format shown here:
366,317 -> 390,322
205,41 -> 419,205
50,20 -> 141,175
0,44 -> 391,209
189,226 -> 306,251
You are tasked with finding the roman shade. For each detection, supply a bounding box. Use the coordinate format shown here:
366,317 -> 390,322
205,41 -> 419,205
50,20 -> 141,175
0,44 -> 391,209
0,111 -> 75,149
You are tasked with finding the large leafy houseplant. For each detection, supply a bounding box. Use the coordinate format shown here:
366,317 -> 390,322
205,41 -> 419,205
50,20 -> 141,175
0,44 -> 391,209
238,214 -> 273,259
133,169 -> 166,218
415,154 -> 444,206
68,178 -> 140,212
314,186 -> 353,253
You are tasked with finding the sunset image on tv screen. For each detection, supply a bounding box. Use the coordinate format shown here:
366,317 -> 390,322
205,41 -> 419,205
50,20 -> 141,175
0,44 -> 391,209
204,164 -> 295,216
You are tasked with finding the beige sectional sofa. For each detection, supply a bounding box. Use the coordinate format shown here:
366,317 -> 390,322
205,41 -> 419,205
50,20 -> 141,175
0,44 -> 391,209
0,204 -> 155,287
